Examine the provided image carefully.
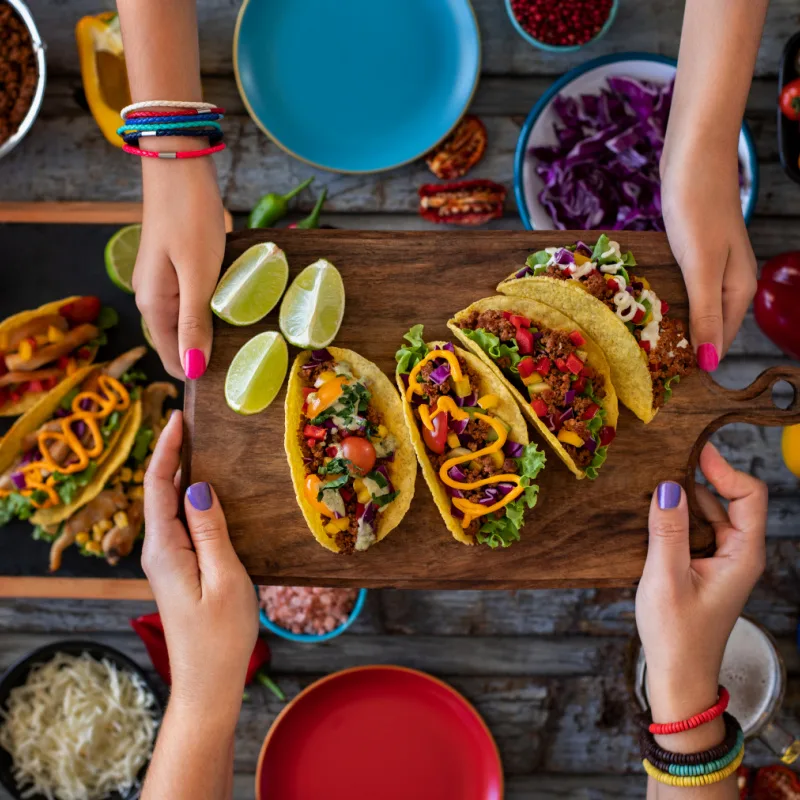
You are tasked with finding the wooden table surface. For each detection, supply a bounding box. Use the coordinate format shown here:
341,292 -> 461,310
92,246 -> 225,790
2,1 -> 798,797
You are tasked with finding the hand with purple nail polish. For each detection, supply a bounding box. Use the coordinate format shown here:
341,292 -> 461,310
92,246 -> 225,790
634,443 -> 768,766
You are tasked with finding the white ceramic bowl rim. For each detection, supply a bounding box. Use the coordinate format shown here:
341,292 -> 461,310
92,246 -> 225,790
514,52 -> 759,230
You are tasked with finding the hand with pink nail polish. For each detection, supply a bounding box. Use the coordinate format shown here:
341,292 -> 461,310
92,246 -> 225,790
635,443 -> 767,773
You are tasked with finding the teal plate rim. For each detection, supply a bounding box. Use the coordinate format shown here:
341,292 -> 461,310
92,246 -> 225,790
233,0 -> 482,174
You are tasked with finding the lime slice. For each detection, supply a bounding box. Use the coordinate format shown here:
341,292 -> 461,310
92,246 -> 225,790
141,316 -> 154,348
279,259 -> 345,349
224,331 -> 288,415
105,224 -> 141,294
211,242 -> 289,326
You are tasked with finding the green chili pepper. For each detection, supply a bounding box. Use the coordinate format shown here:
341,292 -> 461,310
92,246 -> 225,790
247,176 -> 314,229
290,188 -> 328,230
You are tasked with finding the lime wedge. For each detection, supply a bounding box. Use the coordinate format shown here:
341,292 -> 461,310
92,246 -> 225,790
105,224 -> 141,294
279,259 -> 345,349
141,316 -> 154,348
224,331 -> 288,415
211,242 -> 289,326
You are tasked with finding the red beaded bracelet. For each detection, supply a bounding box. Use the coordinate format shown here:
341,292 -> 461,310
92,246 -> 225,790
125,107 -> 225,119
122,142 -> 226,159
649,686 -> 730,735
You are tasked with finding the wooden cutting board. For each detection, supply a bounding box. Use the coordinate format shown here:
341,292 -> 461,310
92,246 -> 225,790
185,230 -> 800,589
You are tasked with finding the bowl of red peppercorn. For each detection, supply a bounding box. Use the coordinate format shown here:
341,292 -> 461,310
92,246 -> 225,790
0,0 -> 46,161
506,0 -> 618,52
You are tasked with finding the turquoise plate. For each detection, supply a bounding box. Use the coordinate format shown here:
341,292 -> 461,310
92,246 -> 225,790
234,0 -> 481,173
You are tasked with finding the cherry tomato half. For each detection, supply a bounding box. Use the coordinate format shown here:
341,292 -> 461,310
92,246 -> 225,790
422,412 -> 448,454
59,296 -> 101,325
341,436 -> 376,476
779,78 -> 800,122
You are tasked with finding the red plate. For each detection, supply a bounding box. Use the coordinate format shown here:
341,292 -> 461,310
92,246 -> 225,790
256,665 -> 503,800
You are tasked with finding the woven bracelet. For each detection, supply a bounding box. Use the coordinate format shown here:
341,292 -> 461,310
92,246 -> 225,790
643,747 -> 745,788
639,712 -> 741,767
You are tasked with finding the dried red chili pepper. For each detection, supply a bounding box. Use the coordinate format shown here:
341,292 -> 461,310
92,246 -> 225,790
130,612 -> 285,701
426,116 -> 487,180
418,179 -> 506,226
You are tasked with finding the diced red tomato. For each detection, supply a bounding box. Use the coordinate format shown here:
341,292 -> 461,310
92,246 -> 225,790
554,357 -> 568,372
0,356 -> 6,377
302,387 -> 315,399
518,356 -> 535,379
342,436 -> 376,476
502,311 -> 512,320
660,300 -> 670,315
27,380 -> 45,393
508,314 -> 531,330
340,486 -> 355,503
10,387 -> 24,403
59,296 -> 102,325
303,424 -> 327,440
632,306 -> 646,324
599,426 -> 616,447
568,330 -> 585,347
306,438 -> 317,449
639,340 -> 651,354
356,502 -> 365,518
580,366 -> 593,378
42,377 -> 58,391
566,353 -> 584,374
77,347 -> 92,361
57,355 -> 70,371
572,375 -> 587,394
422,412 -> 448,454
533,355 -> 551,375
531,398 -> 549,418
325,446 -> 339,457
582,402 -> 599,420
515,327 -> 534,355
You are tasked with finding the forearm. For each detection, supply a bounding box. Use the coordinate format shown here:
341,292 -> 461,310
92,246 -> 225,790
142,700 -> 239,800
663,0 -> 769,172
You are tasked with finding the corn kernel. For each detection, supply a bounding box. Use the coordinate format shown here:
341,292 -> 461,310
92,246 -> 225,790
356,489 -> 371,504
377,425 -> 388,438
133,469 -> 144,483
47,325 -> 65,343
85,541 -> 103,555
446,432 -> 460,449
75,531 -> 89,545
352,478 -> 365,492
119,467 -> 133,483
17,340 -> 33,361
92,519 -> 112,541
129,486 -> 145,501
478,394 -> 499,410
66,358 -> 78,376
92,527 -> 104,542
113,511 -> 129,529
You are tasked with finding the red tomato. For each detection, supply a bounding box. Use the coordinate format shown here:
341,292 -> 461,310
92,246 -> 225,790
754,251 -> 800,360
599,426 -> 616,447
342,436 -> 377,476
422,413 -> 448,454
515,327 -> 534,355
0,356 -> 6,377
60,296 -> 101,325
779,78 -> 800,121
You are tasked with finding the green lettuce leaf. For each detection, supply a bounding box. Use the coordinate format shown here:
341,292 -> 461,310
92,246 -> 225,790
0,492 -> 35,525
51,461 -> 98,505
525,250 -> 551,268
395,324 -> 428,374
584,446 -> 608,481
460,328 -> 522,374
664,374 -> 681,403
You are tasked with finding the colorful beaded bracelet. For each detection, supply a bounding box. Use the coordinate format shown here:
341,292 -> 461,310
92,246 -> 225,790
124,107 -> 225,120
642,747 -> 744,787
120,100 -> 219,117
638,712 -> 741,766
647,731 -> 745,777
122,142 -> 227,159
117,120 -> 223,136
120,113 -> 223,126
643,686 -> 730,735
121,128 -> 224,146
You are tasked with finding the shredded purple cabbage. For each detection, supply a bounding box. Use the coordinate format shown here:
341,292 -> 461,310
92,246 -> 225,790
448,464 -> 467,482
359,502 -> 377,524
448,487 -> 465,499
429,363 -> 451,385
496,482 -> 516,496
441,342 -> 455,353
504,440 -> 524,458
10,472 -> 26,490
20,447 -> 41,465
585,436 -> 597,454
456,392 -> 477,408
544,414 -> 558,433
310,349 -> 332,363
450,417 -> 469,435
554,248 -> 575,265
451,505 -> 465,520
560,408 -> 574,424
564,389 -> 576,407
515,266 -> 532,279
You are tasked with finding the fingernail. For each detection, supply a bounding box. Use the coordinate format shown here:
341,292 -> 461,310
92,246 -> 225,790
657,481 -> 682,510
184,348 -> 206,380
186,481 -> 212,511
697,343 -> 719,372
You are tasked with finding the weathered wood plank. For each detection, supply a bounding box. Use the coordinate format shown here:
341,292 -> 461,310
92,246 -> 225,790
28,0 -> 797,79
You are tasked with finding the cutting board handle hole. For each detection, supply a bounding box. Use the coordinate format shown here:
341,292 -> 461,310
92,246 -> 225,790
772,380 -> 795,410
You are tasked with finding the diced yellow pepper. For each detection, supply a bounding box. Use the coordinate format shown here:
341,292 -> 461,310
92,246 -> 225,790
377,425 -> 388,438
113,511 -> 129,529
35,334 -> 49,347
453,377 -> 472,398
17,340 -> 33,361
129,485 -> 144,501
522,372 -> 543,387
557,429 -> 584,447
315,370 -> 337,385
47,325 -> 65,343
133,469 -> 144,483
85,541 -> 103,555
356,489 -> 371,504
66,358 -> 78,376
478,394 -> 499,410
574,252 -> 591,266
75,531 -> 89,545
119,467 -> 133,483
352,478 -> 364,492
324,517 -> 350,535
446,432 -> 460,449
490,450 -> 505,468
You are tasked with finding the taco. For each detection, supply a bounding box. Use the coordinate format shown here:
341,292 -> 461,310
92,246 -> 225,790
395,326 -> 546,548
0,346 -> 177,570
448,296 -> 618,480
0,296 -> 117,417
285,347 -> 416,554
497,235 -> 695,423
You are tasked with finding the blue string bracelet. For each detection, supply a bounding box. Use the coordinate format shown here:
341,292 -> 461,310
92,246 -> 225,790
120,112 -> 223,125
117,120 -> 223,136
122,128 -> 223,146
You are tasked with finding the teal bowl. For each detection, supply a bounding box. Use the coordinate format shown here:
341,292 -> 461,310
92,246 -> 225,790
504,0 -> 618,53
258,588 -> 367,644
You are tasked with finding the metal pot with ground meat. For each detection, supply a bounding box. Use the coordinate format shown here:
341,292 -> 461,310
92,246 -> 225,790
0,0 -> 45,161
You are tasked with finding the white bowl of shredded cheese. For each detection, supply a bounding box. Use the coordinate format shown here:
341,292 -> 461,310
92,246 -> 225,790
0,642 -> 163,800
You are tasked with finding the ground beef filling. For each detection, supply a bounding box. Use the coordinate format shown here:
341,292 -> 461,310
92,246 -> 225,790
647,318 -> 694,408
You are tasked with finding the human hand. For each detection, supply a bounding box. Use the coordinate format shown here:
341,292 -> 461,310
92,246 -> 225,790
661,147 -> 757,371
142,410 -> 258,717
133,153 -> 226,380
635,442 -> 767,731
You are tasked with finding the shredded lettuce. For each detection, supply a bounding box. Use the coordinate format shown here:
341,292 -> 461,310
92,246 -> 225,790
131,427 -> 153,463
525,250 -> 551,269
60,387 -> 79,412
395,324 -> 428,374
0,492 -> 35,525
51,461 -> 98,505
121,368 -> 148,384
664,374 -> 681,403
476,443 -> 546,548
101,410 -> 121,440
584,446 -> 608,481
460,328 -> 522,374
32,524 -> 59,543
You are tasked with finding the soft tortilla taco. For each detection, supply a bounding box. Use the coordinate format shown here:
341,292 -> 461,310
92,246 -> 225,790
449,296 -> 618,480
285,347 -> 416,554
395,326 -> 546,548
0,346 -> 178,570
0,296 -> 116,416
497,235 -> 694,423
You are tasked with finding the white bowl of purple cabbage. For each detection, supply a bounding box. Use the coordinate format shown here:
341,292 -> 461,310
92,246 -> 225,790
515,53 -> 757,230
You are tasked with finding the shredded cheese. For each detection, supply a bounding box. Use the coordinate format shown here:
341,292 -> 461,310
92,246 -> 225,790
0,652 -> 158,800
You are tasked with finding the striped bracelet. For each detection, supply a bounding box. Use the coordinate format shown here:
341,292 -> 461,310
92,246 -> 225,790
120,100 -> 219,117
647,730 -> 745,777
117,120 -> 222,136
122,142 -> 227,159
643,747 -> 745,788
120,113 -> 223,126
645,686 -> 730,735
124,107 -> 225,120
639,712 -> 741,767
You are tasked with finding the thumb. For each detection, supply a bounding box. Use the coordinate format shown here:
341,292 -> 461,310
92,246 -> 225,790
685,268 -> 722,373
645,481 -> 691,575
178,278 -> 213,381
184,482 -> 237,578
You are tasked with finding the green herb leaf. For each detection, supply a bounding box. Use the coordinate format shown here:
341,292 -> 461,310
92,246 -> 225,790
365,470 -> 388,489
316,474 -> 350,500
372,490 -> 399,509
121,369 -> 148,385
395,325 -> 428,374
318,457 -> 353,476
664,374 -> 681,403
97,307 -> 119,330
32,524 -> 60,542
101,410 -> 121,440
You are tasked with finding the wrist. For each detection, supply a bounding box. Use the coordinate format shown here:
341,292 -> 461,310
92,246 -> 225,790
168,681 -> 242,732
